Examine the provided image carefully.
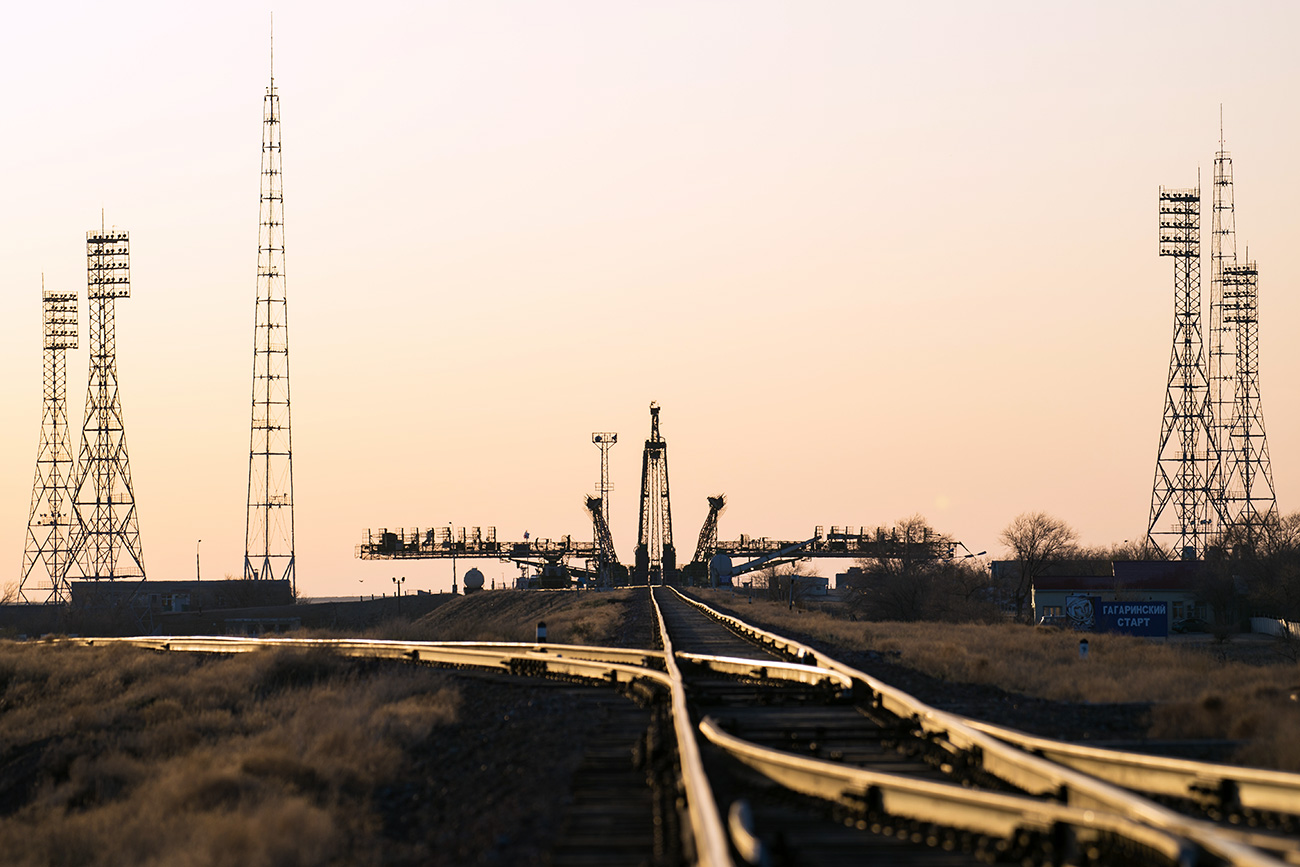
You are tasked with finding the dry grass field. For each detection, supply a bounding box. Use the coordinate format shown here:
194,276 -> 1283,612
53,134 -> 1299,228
0,642 -> 463,866
694,590 -> 1300,770
0,639 -> 641,867
375,588 -> 651,647
0,589 -> 659,866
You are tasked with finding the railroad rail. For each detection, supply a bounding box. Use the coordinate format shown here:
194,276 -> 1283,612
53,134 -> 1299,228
55,589 -> 1300,866
666,587 -> 1300,865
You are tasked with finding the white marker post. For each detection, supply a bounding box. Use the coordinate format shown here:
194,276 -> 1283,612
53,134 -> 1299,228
1079,638 -> 1089,660
536,621 -> 547,645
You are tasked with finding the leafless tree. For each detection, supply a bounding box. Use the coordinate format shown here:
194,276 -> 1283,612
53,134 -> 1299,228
844,516 -> 999,622
1214,512 -> 1300,621
998,512 -> 1078,623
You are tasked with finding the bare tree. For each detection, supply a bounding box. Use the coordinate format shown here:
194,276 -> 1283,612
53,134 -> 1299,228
998,512 -> 1078,623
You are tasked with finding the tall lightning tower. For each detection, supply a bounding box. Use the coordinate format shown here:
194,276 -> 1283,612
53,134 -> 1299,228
1206,117 -> 1239,526
67,228 -> 147,581
20,282 -> 79,602
1222,260 -> 1276,530
1148,185 -> 1220,559
633,403 -> 675,584
245,31 -> 296,588
592,432 -> 617,584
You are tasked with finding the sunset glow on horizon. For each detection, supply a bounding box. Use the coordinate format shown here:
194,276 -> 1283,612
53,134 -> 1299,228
4,2 -> 1300,597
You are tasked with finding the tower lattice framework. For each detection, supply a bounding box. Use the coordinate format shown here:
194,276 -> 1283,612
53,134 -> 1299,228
1222,261 -> 1276,530
633,403 -> 675,584
245,49 -> 296,588
67,229 -> 147,581
1148,186 -> 1222,559
1207,129 -> 1238,528
20,285 -> 79,602
591,432 -> 617,585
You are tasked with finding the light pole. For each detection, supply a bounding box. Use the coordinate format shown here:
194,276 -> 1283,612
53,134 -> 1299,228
448,522 -> 457,594
196,539 -> 202,581
392,575 -> 405,615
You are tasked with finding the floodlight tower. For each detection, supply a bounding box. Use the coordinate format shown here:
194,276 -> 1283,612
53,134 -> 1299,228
1222,260 -> 1276,531
592,432 -> 617,585
20,283 -> 79,603
67,228 -> 147,581
245,35 -> 296,589
1207,119 -> 1239,524
633,403 -> 675,584
1148,185 -> 1220,559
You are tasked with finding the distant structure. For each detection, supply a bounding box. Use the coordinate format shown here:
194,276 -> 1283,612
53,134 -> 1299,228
591,432 -> 617,585
690,494 -> 726,565
1206,121 -> 1276,534
633,402 -> 675,583
1222,259 -> 1276,530
1206,122 -> 1238,516
1148,185 -> 1221,559
245,36 -> 296,589
585,496 -> 620,586
19,282 -> 79,603
67,228 -> 147,581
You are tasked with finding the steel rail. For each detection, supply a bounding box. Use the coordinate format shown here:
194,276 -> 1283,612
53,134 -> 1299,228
676,652 -> 853,690
71,635 -> 671,690
669,588 -> 1291,867
698,715 -> 1196,865
60,615 -> 1298,864
649,586 -> 736,867
966,718 -> 1300,819
73,635 -> 665,668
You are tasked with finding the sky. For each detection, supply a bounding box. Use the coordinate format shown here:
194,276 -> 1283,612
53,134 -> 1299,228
4,1 -> 1300,598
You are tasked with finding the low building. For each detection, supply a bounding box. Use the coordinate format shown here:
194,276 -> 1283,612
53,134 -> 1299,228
71,579 -> 293,614
1029,560 -> 1211,636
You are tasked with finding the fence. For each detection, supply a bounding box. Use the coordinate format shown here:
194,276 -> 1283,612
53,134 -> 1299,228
1250,616 -> 1300,638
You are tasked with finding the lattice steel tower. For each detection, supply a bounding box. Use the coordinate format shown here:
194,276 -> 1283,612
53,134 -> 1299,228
592,432 -> 617,585
1207,120 -> 1238,526
633,403 -> 675,584
20,282 -> 79,602
245,39 -> 296,588
67,229 -> 147,581
1222,260 -> 1276,529
1148,185 -> 1221,559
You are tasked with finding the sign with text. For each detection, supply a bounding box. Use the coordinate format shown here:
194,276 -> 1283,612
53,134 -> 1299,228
1097,601 -> 1168,637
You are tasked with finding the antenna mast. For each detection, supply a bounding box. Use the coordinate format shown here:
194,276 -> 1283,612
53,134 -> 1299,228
1206,110 -> 1238,529
245,29 -> 296,589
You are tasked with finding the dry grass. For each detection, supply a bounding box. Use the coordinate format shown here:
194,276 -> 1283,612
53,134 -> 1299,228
695,590 -> 1300,770
400,589 -> 633,645
0,642 -> 459,867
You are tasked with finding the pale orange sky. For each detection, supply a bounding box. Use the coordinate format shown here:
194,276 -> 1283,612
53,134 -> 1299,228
4,2 -> 1300,597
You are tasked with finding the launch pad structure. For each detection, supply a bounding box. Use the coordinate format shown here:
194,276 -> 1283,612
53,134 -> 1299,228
357,402 -> 956,585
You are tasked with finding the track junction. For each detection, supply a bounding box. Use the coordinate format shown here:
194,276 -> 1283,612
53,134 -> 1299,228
69,587 -> 1300,866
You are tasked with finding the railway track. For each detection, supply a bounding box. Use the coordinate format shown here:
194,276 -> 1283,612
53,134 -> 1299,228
60,587 -> 1300,866
659,586 -> 1300,866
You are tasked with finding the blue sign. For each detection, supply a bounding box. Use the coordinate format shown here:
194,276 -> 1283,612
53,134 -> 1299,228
1097,601 -> 1168,637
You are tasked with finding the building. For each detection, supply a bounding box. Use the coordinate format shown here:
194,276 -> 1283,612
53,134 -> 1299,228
1029,561 -> 1213,635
